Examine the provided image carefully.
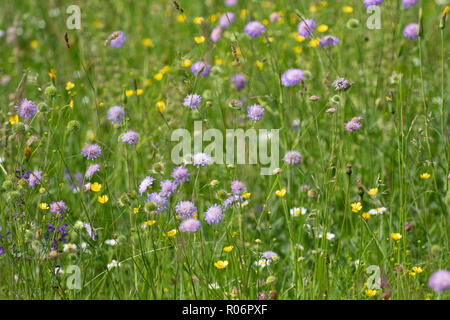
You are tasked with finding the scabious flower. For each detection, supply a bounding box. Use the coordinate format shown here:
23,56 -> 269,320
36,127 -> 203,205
81,143 -> 102,160
319,35 -> 339,46
262,251 -> 279,260
121,130 -> 139,145
171,166 -> 190,183
183,93 -> 202,110
363,0 -> 384,7
281,68 -> 305,87
85,164 -> 100,180
180,218 -> 201,233
427,270 -> 450,293
332,77 -> 352,91
139,176 -> 154,195
231,180 -> 246,195
403,23 -> 419,39
345,116 -> 363,132
283,150 -> 301,166
192,153 -> 212,167
225,0 -> 237,6
85,223 -> 95,241
220,12 -> 235,28
244,21 -> 266,38
191,61 -> 212,77
175,201 -> 197,218
402,0 -> 417,8
297,19 -> 316,37
106,106 -> 125,124
27,170 -> 42,189
108,31 -> 126,48
50,200 -> 67,214
270,12 -> 281,23
231,74 -> 246,91
247,104 -> 264,121
211,26 -> 222,43
160,179 -> 177,197
14,98 -> 37,119
146,192 -> 168,213
204,204 -> 223,225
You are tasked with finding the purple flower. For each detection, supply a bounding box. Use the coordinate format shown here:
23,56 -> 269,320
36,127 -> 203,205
146,192 -> 168,213
15,98 -> 37,119
345,116 -> 363,132
428,270 -> 450,293
402,0 -> 418,8
332,77 -> 352,91
180,218 -> 201,233
183,93 -> 202,110
231,74 -> 246,91
231,180 -> 246,195
204,204 -> 223,225
244,21 -> 266,38
160,179 -> 177,197
121,130 -> 139,145
319,35 -> 339,46
139,176 -> 155,195
50,200 -> 67,214
175,201 -> 198,218
171,166 -> 190,183
222,194 -> 244,210
262,251 -> 278,259
297,19 -> 316,38
109,31 -> 126,48
81,143 -> 102,160
191,61 -> 212,77
85,223 -> 96,241
27,170 -> 42,189
403,23 -> 418,39
191,153 -> 212,167
281,68 -> 305,87
270,12 -> 281,23
258,292 -> 266,300
211,27 -> 222,43
0,246 -> 4,256
247,104 -> 264,121
363,0 -> 384,7
283,151 -> 301,166
220,12 -> 235,28
106,106 -> 125,124
225,0 -> 237,6
85,164 -> 100,180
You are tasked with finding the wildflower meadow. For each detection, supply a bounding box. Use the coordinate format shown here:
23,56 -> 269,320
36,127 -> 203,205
0,0 -> 449,301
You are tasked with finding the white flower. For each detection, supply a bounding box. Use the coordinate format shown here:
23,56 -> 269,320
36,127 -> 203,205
63,243 -> 77,252
290,207 -> 307,217
256,258 -> 270,268
74,220 -> 85,229
369,207 -> 387,215
319,232 -> 335,240
208,282 -> 220,289
105,239 -> 118,246
54,266 -> 64,275
107,259 -> 121,269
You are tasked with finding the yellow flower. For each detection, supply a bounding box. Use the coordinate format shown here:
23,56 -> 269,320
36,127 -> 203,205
48,68 -> 56,79
293,46 -> 303,54
409,271 -> 416,277
182,59 -> 192,67
351,202 -> 363,213
156,101 -> 166,112
30,40 -> 39,49
141,38 -> 153,47
214,260 -> 229,269
292,32 -> 305,42
223,245 -> 234,253
412,266 -> 423,274
167,229 -> 177,237
420,173 -> 430,179
240,9 -> 247,19
209,14 -> 218,23
9,115 -> 19,125
194,36 -> 205,44
275,188 -> 286,197
65,81 -> 75,91
242,192 -> 251,199
69,100 -> 74,110
177,14 -> 186,23
136,89 -> 143,96
343,6 -> 353,13
318,24 -> 328,32
309,5 -> 318,13
144,220 -> 156,227
38,203 -> 49,210
368,188 -> 378,196
160,65 -> 170,74
365,289 -> 377,297
97,194 -> 109,204
215,58 -> 223,65
133,206 -> 140,214
193,17 -> 204,25
90,182 -> 102,192
391,233 -> 402,241
255,60 -> 264,70
362,212 -> 371,221
154,73 -> 163,81
309,38 -> 320,47
125,90 -> 134,97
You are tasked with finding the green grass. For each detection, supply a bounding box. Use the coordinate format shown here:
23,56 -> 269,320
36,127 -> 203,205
0,0 -> 448,300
